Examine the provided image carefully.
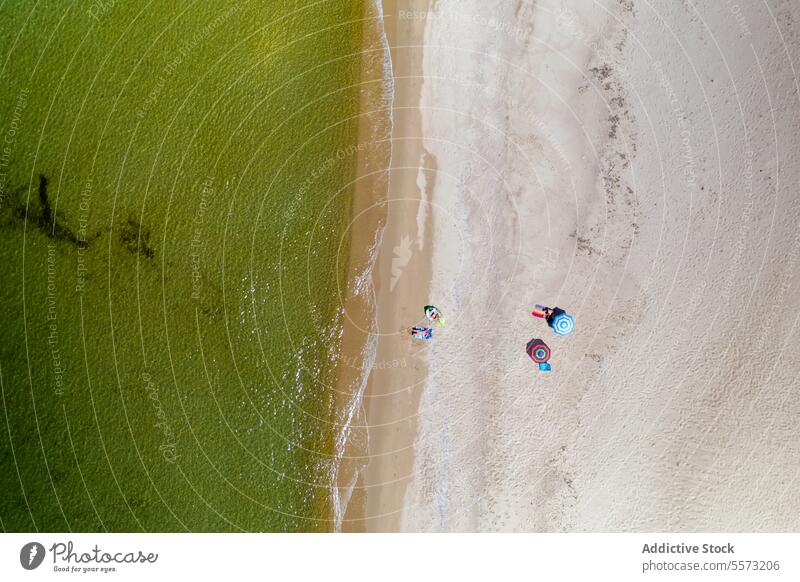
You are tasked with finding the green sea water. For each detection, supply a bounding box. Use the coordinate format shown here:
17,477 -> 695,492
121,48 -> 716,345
0,0 -> 370,531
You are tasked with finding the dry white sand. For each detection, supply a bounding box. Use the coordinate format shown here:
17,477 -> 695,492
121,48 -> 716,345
355,0 -> 800,532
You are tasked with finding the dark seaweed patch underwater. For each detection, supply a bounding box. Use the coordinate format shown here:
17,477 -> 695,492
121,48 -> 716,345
0,0 -> 368,531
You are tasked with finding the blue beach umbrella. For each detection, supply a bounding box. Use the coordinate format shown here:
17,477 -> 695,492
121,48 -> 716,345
551,312 -> 575,336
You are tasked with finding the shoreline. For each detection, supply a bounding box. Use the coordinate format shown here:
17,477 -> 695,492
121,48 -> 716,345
341,0 -> 433,532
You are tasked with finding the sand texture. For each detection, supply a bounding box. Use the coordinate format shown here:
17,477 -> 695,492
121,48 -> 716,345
351,0 -> 800,532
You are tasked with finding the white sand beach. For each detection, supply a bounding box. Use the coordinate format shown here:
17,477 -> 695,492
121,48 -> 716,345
347,0 -> 800,531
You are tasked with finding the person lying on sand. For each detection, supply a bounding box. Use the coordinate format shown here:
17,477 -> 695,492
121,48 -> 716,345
410,326 -> 434,341
533,305 -> 575,337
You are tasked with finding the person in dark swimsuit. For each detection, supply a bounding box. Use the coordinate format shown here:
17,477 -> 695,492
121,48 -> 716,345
543,307 -> 566,329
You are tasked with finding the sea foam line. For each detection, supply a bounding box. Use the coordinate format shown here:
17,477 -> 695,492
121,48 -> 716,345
330,0 -> 396,532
